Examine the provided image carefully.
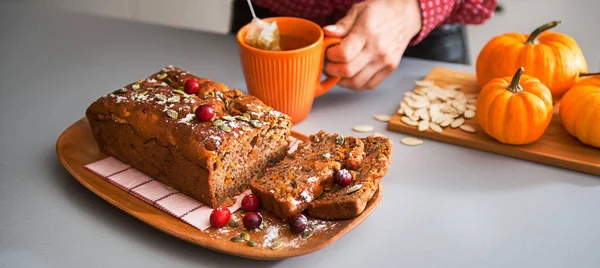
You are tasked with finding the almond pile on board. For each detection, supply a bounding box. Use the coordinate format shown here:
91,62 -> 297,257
397,80 -> 477,134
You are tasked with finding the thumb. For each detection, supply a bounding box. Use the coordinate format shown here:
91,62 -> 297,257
323,5 -> 361,37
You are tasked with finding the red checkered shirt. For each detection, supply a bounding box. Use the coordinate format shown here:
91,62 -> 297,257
251,0 -> 497,45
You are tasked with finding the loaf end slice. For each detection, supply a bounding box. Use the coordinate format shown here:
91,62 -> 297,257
307,136 -> 392,220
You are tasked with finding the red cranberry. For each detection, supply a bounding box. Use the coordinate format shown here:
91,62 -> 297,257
334,169 -> 352,187
184,78 -> 200,94
209,206 -> 231,228
242,194 -> 261,212
288,213 -> 307,234
195,104 -> 214,122
242,212 -> 262,229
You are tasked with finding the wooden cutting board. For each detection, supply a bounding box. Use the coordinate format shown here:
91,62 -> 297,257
386,66 -> 600,176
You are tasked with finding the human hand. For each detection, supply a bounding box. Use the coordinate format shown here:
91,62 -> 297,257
323,0 -> 423,90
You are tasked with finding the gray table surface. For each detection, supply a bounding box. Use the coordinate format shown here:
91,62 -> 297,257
1,2 -> 600,268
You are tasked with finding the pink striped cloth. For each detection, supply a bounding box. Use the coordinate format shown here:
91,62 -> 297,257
85,137 -> 302,231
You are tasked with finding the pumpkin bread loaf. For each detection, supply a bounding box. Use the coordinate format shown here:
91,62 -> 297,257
249,131 -> 365,220
308,136 -> 392,220
86,65 -> 292,208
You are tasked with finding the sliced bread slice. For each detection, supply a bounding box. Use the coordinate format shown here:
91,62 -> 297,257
249,130 -> 365,220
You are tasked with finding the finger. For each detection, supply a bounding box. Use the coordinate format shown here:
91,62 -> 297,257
323,4 -> 362,37
364,68 -> 394,90
338,61 -> 386,91
365,42 -> 405,89
324,50 -> 372,78
326,28 -> 368,63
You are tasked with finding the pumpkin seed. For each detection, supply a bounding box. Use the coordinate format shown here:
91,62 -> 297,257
301,229 -> 314,239
464,110 -> 476,119
415,80 -> 434,87
156,73 -> 167,80
430,122 -> 443,133
218,124 -> 231,132
113,88 -> 127,94
132,83 -> 141,90
166,109 -> 178,119
173,89 -> 187,96
241,126 -> 251,132
345,184 -> 362,194
230,237 -> 245,243
259,222 -> 267,230
228,219 -> 239,227
167,95 -> 180,103
418,120 -> 429,132
243,113 -> 251,121
250,120 -> 262,128
336,134 -> 344,145
223,115 -> 236,121
212,120 -> 224,126
373,114 -> 391,122
443,85 -> 462,91
451,118 -> 465,128
270,241 -> 283,250
459,124 -> 476,133
401,137 -> 424,146
466,104 -> 477,110
353,125 -> 374,133
155,94 -> 167,101
401,116 -> 419,126
240,232 -> 250,241
247,240 -> 257,247
216,91 -> 224,100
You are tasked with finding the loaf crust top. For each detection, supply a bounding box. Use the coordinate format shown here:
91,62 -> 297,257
86,65 -> 292,168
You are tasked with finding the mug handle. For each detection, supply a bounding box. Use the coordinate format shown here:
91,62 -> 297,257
314,36 -> 342,98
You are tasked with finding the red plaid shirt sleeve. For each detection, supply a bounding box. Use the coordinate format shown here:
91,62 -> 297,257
252,0 -> 497,45
410,0 -> 497,45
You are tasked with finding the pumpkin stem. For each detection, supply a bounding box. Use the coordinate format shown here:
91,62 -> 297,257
579,72 -> 600,77
525,20 -> 561,44
507,67 -> 525,93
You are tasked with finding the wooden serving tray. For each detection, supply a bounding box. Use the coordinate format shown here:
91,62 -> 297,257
387,66 -> 600,176
56,117 -> 383,260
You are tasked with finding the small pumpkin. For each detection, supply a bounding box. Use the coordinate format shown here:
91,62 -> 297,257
476,67 -> 554,145
559,73 -> 600,148
476,21 -> 588,100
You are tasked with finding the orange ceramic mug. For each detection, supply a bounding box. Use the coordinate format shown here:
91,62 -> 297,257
237,17 -> 342,124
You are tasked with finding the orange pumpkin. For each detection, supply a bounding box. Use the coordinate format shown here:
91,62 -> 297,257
476,67 -> 554,145
476,21 -> 588,100
559,73 -> 600,148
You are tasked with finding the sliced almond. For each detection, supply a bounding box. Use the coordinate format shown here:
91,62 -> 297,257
430,122 -> 443,133
401,137 -> 424,146
418,120 -> 429,132
451,117 -> 465,128
459,124 -> 476,133
374,114 -> 392,122
401,116 -> 419,126
415,80 -> 434,87
464,110 -> 476,119
353,125 -> 374,133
